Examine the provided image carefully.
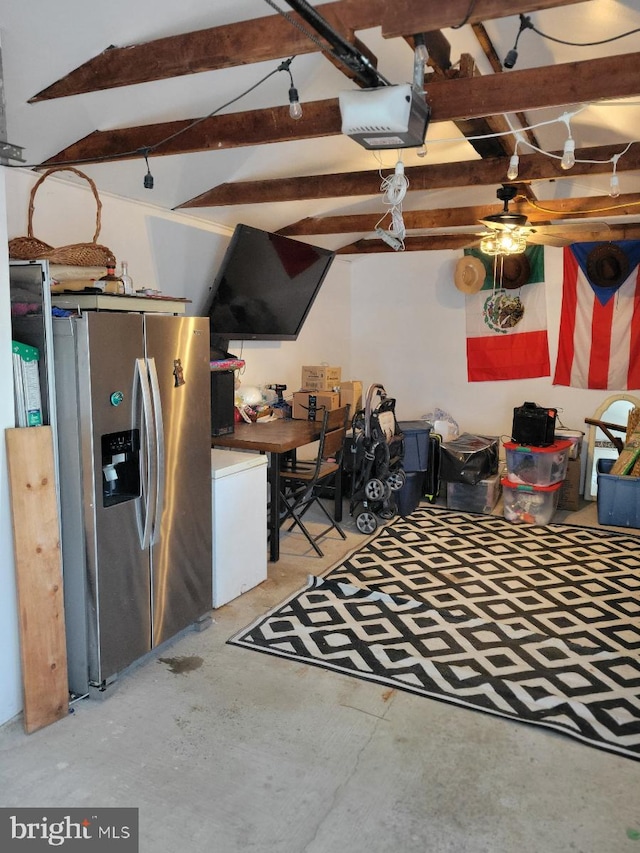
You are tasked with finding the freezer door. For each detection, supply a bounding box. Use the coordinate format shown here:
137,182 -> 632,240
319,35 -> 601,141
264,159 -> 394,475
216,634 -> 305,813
79,313 -> 152,685
144,315 -> 213,646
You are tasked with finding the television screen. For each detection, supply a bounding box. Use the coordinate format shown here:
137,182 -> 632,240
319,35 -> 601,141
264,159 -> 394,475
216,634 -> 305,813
205,224 -> 335,343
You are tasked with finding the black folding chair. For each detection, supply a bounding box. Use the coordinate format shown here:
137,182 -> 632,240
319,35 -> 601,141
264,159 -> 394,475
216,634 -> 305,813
279,405 -> 350,556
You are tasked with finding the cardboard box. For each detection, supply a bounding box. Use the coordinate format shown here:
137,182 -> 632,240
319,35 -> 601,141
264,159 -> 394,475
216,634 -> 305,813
301,365 -> 341,391
557,457 -> 582,511
292,391 -> 340,421
339,380 -> 362,415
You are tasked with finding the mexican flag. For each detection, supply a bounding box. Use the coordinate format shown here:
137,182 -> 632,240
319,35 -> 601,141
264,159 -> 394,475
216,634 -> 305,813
464,246 -> 550,382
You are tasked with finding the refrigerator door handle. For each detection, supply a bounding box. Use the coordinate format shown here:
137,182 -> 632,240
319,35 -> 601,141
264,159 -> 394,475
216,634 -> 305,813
134,357 -> 157,550
147,357 -> 165,545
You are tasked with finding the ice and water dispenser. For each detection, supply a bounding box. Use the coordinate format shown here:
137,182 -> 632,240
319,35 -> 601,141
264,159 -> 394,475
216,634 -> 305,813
101,429 -> 141,507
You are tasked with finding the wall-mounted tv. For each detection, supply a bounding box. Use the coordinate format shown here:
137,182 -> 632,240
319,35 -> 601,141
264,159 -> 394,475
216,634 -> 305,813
205,224 -> 335,351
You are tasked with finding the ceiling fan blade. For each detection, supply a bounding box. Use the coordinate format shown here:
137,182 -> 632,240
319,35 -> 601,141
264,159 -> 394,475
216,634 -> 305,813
525,231 -> 571,247
531,221 -> 612,237
478,218 -> 513,231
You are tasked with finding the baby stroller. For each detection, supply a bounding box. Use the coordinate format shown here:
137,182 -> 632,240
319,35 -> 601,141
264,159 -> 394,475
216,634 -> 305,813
347,383 -> 405,534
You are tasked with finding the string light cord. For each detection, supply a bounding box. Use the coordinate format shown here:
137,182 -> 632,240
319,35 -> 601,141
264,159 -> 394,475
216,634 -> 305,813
451,0 -> 478,29
515,194 -> 640,216
380,162 -> 409,206
8,55 -> 300,172
527,19 -> 640,48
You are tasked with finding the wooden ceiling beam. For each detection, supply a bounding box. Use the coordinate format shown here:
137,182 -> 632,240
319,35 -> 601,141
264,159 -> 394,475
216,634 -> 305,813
177,143 -> 640,209
278,193 -> 640,237
336,221 -> 640,254
380,0 -> 587,38
43,51 -> 640,169
28,0 -> 561,102
28,0 -> 384,101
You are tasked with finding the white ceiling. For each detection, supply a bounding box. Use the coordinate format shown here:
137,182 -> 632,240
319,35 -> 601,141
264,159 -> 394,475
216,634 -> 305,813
2,0 -> 640,251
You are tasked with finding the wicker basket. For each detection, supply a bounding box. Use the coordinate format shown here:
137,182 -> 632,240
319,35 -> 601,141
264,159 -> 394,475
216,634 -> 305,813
8,166 -> 116,267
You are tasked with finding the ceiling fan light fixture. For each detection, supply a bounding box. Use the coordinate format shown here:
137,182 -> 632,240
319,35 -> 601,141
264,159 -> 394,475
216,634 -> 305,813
481,229 -> 527,257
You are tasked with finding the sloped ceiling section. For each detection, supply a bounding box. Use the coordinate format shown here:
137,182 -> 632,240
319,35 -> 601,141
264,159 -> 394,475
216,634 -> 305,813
6,0 -> 640,252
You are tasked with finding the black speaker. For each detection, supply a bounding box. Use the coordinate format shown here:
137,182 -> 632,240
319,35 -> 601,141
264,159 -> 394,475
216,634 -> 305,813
512,402 -> 557,447
211,370 -> 235,436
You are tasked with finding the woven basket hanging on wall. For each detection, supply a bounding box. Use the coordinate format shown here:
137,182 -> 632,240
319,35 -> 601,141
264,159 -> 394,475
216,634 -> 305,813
8,166 -> 116,267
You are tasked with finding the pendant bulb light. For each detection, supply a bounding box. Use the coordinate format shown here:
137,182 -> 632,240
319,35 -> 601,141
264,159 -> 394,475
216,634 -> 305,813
507,154 -> 520,181
561,138 -> 575,170
288,86 -> 303,120
610,173 -> 620,199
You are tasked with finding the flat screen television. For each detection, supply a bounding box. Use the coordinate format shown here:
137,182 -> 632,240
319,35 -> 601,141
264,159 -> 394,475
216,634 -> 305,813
205,224 -> 335,353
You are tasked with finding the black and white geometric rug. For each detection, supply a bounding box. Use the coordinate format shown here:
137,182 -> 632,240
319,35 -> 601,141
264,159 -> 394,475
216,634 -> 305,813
229,507 -> 640,762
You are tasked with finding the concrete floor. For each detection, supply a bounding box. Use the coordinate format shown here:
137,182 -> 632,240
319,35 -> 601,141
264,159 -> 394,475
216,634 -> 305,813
1,497 -> 639,853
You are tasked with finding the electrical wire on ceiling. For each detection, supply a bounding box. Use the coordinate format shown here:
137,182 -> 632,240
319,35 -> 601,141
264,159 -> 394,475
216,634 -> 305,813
504,12 -> 640,68
451,0 -> 479,29
7,55 -> 303,183
371,153 -> 409,250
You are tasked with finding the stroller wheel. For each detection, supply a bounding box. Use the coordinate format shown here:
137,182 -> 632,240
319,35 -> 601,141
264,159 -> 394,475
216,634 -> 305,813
378,498 -> 398,520
364,478 -> 390,501
387,470 -> 406,491
356,511 -> 378,534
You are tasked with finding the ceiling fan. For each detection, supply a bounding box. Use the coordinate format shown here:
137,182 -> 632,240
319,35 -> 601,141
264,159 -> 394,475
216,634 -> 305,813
471,185 -> 609,255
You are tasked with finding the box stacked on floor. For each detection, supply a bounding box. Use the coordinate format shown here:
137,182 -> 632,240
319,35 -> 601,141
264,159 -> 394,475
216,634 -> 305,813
442,434 -> 501,514
501,438 -> 573,524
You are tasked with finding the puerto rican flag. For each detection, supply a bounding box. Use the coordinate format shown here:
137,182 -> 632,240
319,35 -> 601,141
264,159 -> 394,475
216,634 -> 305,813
553,241 -> 640,390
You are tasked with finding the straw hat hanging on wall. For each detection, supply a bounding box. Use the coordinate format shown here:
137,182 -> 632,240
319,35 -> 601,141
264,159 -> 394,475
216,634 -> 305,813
454,255 -> 487,294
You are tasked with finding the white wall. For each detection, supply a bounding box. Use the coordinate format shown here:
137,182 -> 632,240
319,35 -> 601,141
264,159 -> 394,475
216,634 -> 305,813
349,249 -> 611,440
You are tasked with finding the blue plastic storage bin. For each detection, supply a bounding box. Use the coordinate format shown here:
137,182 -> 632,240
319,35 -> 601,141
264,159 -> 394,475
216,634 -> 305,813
398,421 -> 431,472
397,471 -> 425,516
597,458 -> 640,528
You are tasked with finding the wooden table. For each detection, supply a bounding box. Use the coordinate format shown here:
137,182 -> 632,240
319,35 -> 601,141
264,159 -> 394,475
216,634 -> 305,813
212,418 -> 342,562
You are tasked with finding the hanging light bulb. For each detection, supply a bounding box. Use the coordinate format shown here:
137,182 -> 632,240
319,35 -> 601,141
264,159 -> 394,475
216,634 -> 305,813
609,153 -> 621,198
610,173 -> 620,199
559,112 -> 576,170
288,86 -> 303,120
507,153 -> 520,181
561,138 -> 575,170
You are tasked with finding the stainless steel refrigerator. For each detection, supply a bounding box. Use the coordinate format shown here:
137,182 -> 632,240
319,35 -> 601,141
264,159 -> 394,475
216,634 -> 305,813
53,311 -> 212,696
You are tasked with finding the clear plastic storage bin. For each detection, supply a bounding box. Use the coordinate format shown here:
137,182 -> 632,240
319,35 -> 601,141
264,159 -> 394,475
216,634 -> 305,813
502,478 -> 562,525
504,439 -> 572,486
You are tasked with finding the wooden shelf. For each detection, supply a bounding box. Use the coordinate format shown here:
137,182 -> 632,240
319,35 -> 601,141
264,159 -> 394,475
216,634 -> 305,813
51,293 -> 189,314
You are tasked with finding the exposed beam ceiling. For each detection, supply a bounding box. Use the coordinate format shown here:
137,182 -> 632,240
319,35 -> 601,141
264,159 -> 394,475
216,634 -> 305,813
28,0 -> 579,101
277,193 -> 640,237
337,222 -> 640,254
43,51 -> 640,168
178,144 -> 640,208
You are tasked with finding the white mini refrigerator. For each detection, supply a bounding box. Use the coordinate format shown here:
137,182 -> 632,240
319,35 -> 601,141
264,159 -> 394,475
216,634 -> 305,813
211,449 -> 268,607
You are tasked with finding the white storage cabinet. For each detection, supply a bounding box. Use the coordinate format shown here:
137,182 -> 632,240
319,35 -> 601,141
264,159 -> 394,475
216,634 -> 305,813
211,449 -> 268,607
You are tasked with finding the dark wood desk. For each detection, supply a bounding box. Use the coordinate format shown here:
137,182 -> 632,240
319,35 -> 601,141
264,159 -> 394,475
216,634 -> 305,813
212,418 -> 342,562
